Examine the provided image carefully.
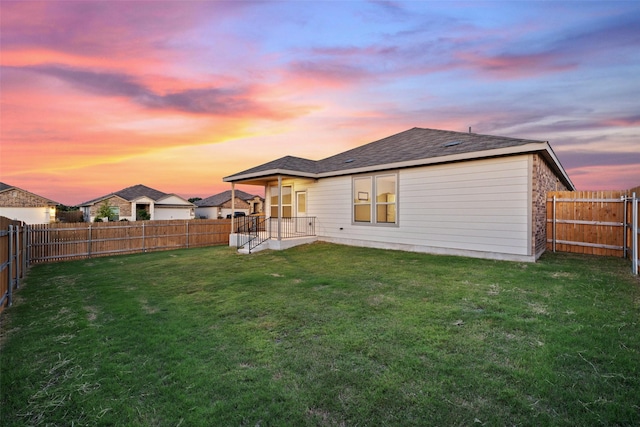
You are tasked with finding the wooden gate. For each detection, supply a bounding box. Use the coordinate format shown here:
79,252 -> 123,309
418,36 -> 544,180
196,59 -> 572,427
546,187 -> 639,274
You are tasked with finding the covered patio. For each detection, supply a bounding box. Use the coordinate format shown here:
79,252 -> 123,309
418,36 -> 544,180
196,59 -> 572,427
225,167 -> 317,253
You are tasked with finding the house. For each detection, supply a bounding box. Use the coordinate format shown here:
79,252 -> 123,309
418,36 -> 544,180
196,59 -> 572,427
223,127 -> 575,262
194,190 -> 263,219
0,182 -> 59,224
78,184 -> 195,222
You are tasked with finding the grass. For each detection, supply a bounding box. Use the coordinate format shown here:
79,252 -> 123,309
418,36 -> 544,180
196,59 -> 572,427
1,242 -> 639,426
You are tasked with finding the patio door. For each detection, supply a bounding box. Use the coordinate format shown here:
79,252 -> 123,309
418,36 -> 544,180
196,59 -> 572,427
296,191 -> 306,232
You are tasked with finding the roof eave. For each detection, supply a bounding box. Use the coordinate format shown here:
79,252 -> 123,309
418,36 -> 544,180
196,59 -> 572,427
315,142 -> 571,179
223,168 -> 317,183
223,142 -> 575,190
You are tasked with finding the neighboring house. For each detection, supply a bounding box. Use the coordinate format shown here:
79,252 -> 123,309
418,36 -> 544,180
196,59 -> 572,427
0,182 -> 59,224
223,127 -> 575,262
78,184 -> 195,222
194,190 -> 264,219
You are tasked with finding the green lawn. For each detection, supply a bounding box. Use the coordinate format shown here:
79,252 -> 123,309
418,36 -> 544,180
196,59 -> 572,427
1,242 -> 639,426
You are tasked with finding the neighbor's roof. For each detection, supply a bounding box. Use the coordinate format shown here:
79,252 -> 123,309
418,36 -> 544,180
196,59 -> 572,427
224,127 -> 574,189
195,190 -> 262,207
0,182 -> 59,205
78,184 -> 192,206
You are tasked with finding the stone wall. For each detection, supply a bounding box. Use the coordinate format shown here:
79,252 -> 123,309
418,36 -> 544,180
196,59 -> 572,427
0,188 -> 55,208
531,154 -> 569,258
89,196 -> 132,218
221,198 -> 250,209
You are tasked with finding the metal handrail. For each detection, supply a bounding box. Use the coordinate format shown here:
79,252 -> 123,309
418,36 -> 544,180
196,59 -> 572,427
236,216 -> 316,253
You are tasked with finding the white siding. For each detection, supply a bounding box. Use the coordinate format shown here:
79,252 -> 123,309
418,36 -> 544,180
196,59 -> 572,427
195,207 -> 219,219
158,195 -> 192,205
154,207 -> 193,220
0,207 -> 53,224
307,155 -> 533,261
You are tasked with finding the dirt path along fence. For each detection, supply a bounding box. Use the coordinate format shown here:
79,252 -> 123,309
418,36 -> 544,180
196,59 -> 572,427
547,188 -> 639,275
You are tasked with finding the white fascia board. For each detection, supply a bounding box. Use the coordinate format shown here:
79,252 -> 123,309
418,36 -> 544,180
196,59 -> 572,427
156,193 -> 194,205
131,196 -> 155,203
83,194 -> 128,206
223,169 -> 317,182
540,143 -> 576,190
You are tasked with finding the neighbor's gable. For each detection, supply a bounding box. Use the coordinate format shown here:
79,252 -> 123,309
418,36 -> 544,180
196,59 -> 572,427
88,195 -> 131,217
0,187 -> 57,208
156,194 -> 193,206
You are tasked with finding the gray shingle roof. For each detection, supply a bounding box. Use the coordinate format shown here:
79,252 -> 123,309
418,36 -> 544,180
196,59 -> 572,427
195,190 -> 260,207
227,155 -> 319,178
0,182 -> 59,204
115,184 -> 167,201
79,184 -> 172,206
224,127 -> 553,181
316,127 -> 543,173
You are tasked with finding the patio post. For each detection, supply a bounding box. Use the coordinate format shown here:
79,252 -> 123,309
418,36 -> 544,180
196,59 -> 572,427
277,176 -> 282,241
231,183 -> 235,234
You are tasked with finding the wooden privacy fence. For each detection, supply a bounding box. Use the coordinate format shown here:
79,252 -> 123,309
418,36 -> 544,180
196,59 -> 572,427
1,218 -> 233,313
1,217 -> 27,314
547,188 -> 640,275
28,219 -> 232,264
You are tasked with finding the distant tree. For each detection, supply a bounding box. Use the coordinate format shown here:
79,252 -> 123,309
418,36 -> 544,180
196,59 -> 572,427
188,197 -> 202,203
56,204 -> 80,211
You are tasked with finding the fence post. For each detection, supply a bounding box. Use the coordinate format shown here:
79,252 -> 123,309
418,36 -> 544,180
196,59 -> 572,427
15,226 -> 20,290
633,192 -> 638,275
623,196 -> 628,259
552,195 -> 557,252
7,225 -> 14,307
88,225 -> 92,258
22,225 -> 28,272
186,221 -> 189,248
142,223 -> 146,252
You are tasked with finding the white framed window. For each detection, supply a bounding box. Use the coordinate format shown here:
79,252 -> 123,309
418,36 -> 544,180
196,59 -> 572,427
353,177 -> 372,222
110,206 -> 120,221
353,173 -> 397,225
270,185 -> 292,218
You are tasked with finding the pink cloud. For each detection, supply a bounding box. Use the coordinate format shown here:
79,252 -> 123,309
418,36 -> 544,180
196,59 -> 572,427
455,51 -> 577,79
567,164 -> 640,191
601,115 -> 640,127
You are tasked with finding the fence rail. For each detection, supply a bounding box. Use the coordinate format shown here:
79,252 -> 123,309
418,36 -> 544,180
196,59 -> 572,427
28,219 -> 232,263
0,218 -> 233,313
547,188 -> 639,275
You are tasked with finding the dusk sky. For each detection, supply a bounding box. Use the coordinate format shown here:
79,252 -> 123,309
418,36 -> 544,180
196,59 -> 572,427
1,1 -> 639,206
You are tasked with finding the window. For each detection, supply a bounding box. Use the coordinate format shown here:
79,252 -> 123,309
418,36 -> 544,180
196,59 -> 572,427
270,185 -> 292,218
376,175 -> 396,224
296,191 -> 306,216
353,173 -> 397,225
353,177 -> 372,222
110,206 -> 120,221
